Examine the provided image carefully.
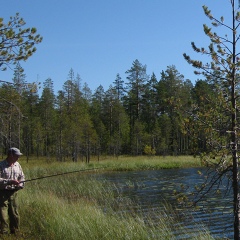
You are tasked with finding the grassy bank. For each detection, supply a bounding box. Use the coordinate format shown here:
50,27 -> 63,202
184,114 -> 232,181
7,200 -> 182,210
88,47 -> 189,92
20,155 -> 203,175
93,155 -> 203,171
2,156 -> 212,240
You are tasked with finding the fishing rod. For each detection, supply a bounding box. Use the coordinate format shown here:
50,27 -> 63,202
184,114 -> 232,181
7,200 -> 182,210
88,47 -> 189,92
20,166 -> 106,184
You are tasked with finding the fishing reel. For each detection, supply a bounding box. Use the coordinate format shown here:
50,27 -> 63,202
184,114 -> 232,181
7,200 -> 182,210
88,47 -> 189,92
3,180 -> 23,190
5,185 -> 17,190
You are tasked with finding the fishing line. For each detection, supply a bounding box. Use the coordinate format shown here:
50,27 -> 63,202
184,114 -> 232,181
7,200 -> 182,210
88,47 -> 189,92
20,166 -> 106,183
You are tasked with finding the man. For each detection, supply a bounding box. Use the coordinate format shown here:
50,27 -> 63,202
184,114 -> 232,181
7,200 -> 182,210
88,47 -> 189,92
0,147 -> 25,235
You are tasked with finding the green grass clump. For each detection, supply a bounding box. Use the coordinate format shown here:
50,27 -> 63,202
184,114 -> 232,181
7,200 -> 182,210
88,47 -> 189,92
20,194 -> 163,240
94,155 -> 202,171
15,176 -> 179,240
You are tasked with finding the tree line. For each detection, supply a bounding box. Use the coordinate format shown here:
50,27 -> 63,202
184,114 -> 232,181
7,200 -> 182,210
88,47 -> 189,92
0,60 -> 221,161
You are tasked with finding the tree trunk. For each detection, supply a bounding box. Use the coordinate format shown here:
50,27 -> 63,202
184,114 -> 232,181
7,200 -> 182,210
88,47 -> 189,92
231,2 -> 239,238
232,152 -> 240,239
232,89 -> 239,239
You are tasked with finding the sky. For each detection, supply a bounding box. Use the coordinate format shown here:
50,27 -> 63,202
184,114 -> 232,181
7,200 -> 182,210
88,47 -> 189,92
1,0 -> 232,95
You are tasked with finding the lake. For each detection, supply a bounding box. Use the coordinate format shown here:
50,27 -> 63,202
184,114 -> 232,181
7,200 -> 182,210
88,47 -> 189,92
95,167 -> 233,239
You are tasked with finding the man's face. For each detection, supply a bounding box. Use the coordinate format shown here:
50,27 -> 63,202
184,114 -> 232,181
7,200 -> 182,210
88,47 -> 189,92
13,154 -> 20,161
9,154 -> 20,164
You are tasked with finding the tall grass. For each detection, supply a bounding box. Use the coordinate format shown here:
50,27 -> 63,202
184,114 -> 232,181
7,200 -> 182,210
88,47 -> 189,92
95,155 -> 203,171
16,175 -> 176,240
20,155 -> 202,175
1,156 -> 212,239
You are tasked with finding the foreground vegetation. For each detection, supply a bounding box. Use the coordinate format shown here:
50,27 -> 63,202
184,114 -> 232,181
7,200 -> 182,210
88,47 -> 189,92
0,156 -> 215,240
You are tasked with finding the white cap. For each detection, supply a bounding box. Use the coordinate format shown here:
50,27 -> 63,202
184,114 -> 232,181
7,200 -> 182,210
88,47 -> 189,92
8,147 -> 23,156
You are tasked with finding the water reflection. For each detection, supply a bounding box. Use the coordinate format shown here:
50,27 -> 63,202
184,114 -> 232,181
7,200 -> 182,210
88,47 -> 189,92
95,168 -> 233,239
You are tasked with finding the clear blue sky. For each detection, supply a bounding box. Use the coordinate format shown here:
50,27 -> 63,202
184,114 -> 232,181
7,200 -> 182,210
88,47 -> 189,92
1,0 -> 231,94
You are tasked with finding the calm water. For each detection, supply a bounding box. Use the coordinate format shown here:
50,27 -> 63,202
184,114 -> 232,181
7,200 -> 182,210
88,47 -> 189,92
95,168 -> 233,239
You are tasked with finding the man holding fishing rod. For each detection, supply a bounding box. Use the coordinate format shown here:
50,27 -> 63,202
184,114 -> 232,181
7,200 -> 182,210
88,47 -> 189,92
0,147 -> 25,235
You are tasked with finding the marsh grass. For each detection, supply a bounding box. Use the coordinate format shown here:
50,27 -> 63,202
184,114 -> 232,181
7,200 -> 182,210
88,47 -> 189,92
18,176 -> 177,240
20,155 -> 202,173
98,155 -> 202,171
1,155 -> 213,240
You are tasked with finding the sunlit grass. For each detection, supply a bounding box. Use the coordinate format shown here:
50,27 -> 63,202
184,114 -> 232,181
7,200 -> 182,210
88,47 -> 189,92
19,155 -> 202,177
97,155 -> 202,171
16,175 -> 177,240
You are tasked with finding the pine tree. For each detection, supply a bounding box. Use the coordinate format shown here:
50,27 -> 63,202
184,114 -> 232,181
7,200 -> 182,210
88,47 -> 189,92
0,13 -> 42,71
12,62 -> 26,95
125,59 -> 148,153
113,73 -> 125,101
103,85 -> 130,156
141,72 -> 158,133
90,85 -> 107,154
21,84 -> 40,158
82,82 -> 92,101
183,1 -> 240,238
156,65 -> 189,155
141,72 -> 159,153
39,78 -> 56,157
55,90 -> 65,161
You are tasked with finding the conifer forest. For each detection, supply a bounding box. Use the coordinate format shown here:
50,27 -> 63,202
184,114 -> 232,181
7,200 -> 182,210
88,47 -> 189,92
0,60 -> 226,162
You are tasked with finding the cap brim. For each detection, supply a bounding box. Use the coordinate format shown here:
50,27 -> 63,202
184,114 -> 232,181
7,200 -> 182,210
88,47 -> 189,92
15,153 -> 23,156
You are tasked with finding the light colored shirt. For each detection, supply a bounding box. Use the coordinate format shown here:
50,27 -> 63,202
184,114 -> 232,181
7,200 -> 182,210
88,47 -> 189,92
0,159 -> 25,189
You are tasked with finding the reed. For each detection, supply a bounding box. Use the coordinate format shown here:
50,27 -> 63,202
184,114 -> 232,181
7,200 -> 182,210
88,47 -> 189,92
15,176 -> 175,240
14,175 -> 213,240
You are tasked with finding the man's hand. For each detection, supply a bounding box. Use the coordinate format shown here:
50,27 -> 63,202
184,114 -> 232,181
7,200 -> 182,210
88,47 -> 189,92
5,179 -> 23,190
8,179 -> 19,185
